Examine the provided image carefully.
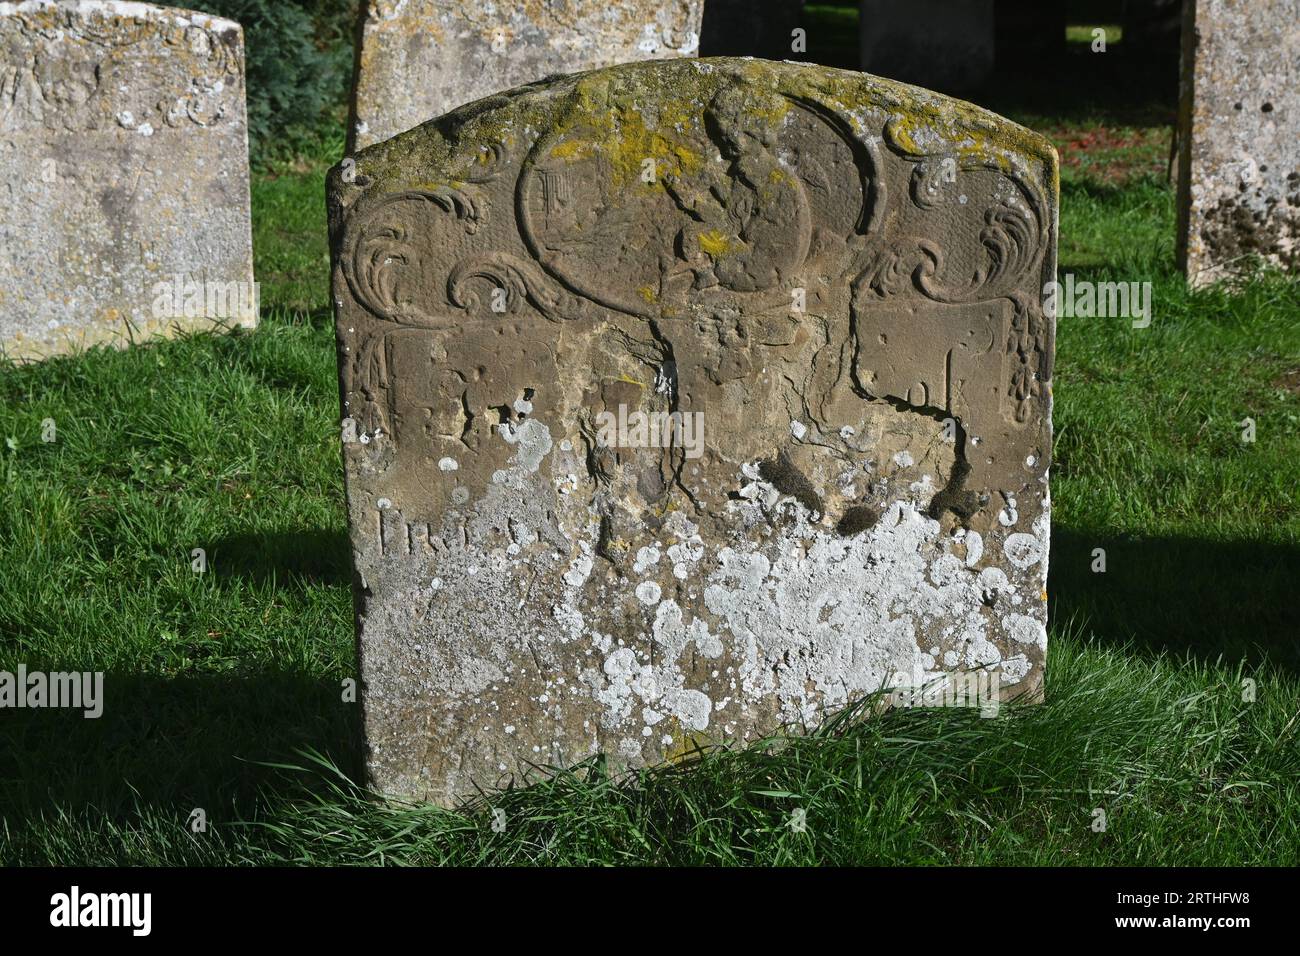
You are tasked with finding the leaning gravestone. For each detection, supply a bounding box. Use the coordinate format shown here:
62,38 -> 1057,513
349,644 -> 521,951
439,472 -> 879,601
347,0 -> 705,151
1177,0 -> 1300,286
0,1 -> 255,362
328,58 -> 1056,805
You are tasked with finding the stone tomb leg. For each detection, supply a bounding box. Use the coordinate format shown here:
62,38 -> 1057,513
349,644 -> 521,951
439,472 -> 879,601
328,59 -> 1057,805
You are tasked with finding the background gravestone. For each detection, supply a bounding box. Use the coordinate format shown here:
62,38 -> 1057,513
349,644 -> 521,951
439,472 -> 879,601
699,0 -> 804,60
347,0 -> 705,151
1176,0 -> 1299,286
328,58 -> 1057,805
0,1 -> 255,362
859,0 -> 996,93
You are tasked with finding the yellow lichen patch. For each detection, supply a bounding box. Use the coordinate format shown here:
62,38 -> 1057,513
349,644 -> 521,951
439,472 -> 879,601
883,95 -> 1055,178
891,113 -> 1000,164
740,88 -> 794,128
662,725 -> 713,765
540,76 -> 709,189
547,138 -> 590,161
470,143 -> 505,171
637,285 -> 658,303
669,143 -> 703,173
698,229 -> 734,257
886,115 -> 925,156
655,502 -> 683,522
593,110 -> 702,189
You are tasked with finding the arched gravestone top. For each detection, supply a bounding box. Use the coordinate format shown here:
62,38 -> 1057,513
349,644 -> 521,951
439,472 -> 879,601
0,0 -> 255,361
328,58 -> 1057,806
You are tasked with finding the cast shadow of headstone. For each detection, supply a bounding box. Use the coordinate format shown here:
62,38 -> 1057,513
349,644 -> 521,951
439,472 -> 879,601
1050,527 -> 1300,673
0,530 -> 360,831
0,672 -> 361,824
208,529 -> 352,589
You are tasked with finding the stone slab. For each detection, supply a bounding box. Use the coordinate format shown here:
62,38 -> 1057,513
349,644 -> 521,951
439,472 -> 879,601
1177,0 -> 1300,286
347,0 -> 704,151
0,0 -> 255,361
328,57 -> 1057,805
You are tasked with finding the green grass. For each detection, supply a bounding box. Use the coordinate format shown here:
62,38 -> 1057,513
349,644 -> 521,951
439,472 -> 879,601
1066,24 -> 1123,45
2,108 -> 1298,866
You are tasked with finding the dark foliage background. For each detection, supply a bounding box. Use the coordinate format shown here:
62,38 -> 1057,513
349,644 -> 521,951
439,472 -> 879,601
190,0 -> 359,165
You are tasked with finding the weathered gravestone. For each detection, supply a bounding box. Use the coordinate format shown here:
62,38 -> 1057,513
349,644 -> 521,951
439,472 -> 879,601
1177,0 -> 1300,286
859,0 -> 996,93
699,0 -> 804,60
0,1 -> 255,362
328,58 -> 1056,805
347,0 -> 705,151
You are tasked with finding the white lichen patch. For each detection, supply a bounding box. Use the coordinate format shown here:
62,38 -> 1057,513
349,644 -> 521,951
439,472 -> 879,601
1006,613 -> 1047,650
695,498 -> 1022,723
1003,531 -> 1045,570
998,492 -> 1019,526
564,548 -> 594,587
633,545 -> 661,575
498,418 -> 553,472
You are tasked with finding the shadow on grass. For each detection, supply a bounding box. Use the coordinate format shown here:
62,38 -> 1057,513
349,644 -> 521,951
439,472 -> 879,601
1050,527 -> 1300,672
0,672 -> 361,820
1060,175 -> 1169,205
5,522 -> 1293,842
209,529 -> 351,588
